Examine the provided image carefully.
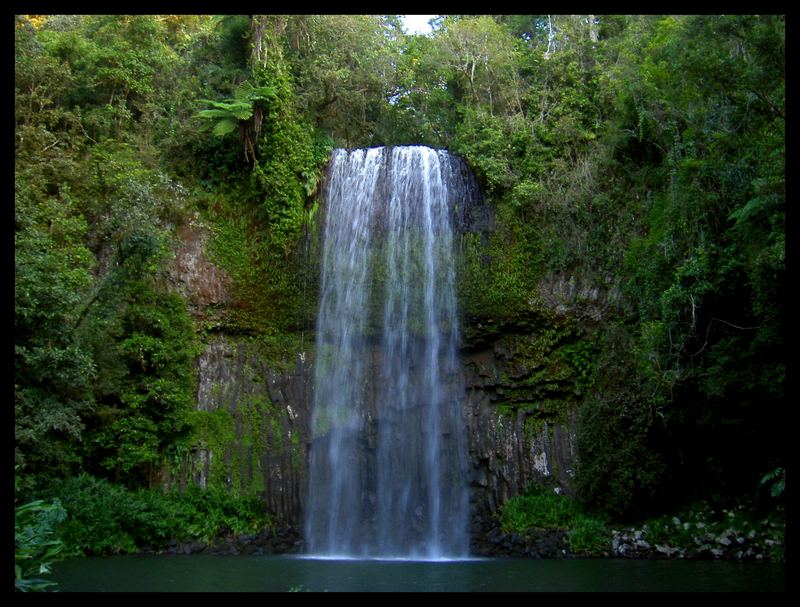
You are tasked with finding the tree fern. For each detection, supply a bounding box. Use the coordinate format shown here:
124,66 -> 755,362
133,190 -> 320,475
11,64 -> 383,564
195,81 -> 277,161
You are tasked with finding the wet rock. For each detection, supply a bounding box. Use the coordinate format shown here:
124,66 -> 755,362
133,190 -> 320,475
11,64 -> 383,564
241,543 -> 259,556
655,544 -> 678,557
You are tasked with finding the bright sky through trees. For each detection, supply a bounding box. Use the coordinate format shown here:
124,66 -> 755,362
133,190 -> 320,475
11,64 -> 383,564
401,15 -> 436,35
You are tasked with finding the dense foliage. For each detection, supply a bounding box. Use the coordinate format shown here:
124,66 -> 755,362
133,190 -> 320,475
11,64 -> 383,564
46,474 -> 273,555
498,484 -> 609,555
15,495 -> 67,591
15,13 -> 784,580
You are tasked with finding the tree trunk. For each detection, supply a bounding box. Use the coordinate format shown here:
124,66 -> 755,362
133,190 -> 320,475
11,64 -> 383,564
588,15 -> 599,43
546,15 -> 556,58
250,15 -> 286,70
251,15 -> 267,69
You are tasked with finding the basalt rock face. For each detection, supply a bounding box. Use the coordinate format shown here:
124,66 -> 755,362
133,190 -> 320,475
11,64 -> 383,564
183,341 -> 579,541
165,215 -> 313,525
191,337 -> 312,525
166,174 -> 580,547
179,335 -> 579,538
462,345 -> 579,540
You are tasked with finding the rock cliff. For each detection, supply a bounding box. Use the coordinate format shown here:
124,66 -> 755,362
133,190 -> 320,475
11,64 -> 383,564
168,201 -> 582,540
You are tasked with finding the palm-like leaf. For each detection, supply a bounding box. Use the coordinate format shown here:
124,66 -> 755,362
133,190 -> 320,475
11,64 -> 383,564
211,118 -> 239,137
195,80 -> 275,148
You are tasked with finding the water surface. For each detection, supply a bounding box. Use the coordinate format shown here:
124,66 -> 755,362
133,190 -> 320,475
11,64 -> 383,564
51,555 -> 785,592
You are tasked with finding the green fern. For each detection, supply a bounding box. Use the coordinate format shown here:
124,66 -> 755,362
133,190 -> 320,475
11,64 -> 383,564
211,118 -> 239,137
195,82 -> 276,137
760,467 -> 785,498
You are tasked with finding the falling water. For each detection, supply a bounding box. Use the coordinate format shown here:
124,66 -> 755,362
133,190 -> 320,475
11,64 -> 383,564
305,146 -> 475,559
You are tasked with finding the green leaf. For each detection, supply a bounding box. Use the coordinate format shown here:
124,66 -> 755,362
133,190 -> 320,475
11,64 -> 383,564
228,103 -> 254,120
234,82 -> 276,102
196,108 -> 235,119
250,85 -> 277,101
196,101 -> 252,121
728,195 -> 773,225
212,119 -> 239,137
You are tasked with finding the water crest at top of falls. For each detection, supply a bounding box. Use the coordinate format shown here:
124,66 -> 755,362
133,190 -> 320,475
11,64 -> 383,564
305,146 -> 479,559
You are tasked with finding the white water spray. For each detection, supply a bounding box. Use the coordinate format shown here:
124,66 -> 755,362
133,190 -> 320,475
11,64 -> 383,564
305,146 -> 475,558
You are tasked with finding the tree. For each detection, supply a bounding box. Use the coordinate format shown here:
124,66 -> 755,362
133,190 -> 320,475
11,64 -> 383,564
87,285 -> 198,487
436,16 -> 522,114
15,18 -> 97,481
196,80 -> 277,163
598,14 -> 785,503
284,14 -> 401,147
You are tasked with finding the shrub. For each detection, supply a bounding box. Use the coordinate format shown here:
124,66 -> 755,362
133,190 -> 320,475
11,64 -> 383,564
568,517 -> 610,555
48,474 -> 149,555
498,484 -> 582,532
48,474 -> 274,555
15,498 -> 67,592
164,484 -> 273,541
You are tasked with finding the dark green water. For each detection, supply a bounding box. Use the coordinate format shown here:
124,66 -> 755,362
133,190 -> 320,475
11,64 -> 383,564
51,555 -> 785,592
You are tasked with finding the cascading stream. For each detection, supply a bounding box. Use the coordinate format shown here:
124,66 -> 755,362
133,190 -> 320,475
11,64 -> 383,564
305,146 -> 474,559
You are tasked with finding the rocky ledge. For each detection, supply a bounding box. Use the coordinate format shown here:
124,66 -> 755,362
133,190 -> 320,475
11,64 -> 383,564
610,516 -> 784,561
472,526 -> 572,558
470,507 -> 784,562
139,526 -> 303,557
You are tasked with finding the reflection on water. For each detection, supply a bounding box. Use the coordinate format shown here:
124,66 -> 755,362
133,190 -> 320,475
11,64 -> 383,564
51,555 -> 785,592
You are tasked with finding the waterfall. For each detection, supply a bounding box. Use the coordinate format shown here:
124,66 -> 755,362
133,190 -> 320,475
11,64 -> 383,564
305,146 -> 475,559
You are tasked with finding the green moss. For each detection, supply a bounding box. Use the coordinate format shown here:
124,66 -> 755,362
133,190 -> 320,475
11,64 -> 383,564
523,414 -> 547,441
192,368 -> 306,495
191,407 -> 236,490
522,407 -> 565,441
458,202 -> 548,339
490,325 -> 595,430
202,190 -> 319,367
